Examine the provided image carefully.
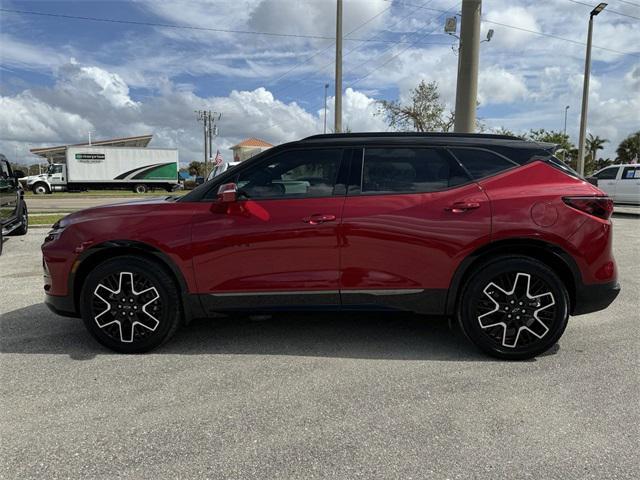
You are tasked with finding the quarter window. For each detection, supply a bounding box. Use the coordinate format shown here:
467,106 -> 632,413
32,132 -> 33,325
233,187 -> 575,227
0,161 -> 9,180
360,148 -> 470,194
235,149 -> 342,199
595,167 -> 619,180
450,148 -> 517,180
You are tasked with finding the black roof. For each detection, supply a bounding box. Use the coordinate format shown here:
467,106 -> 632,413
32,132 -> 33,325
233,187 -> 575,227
299,132 -> 553,150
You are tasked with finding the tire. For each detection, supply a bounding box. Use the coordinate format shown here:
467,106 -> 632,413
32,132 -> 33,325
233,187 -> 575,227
79,256 -> 182,353
10,202 -> 28,236
133,184 -> 148,194
32,183 -> 49,195
0,229 -> 3,256
457,256 -> 570,360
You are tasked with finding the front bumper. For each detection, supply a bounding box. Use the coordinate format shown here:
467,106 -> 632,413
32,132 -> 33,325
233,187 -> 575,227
573,281 -> 621,315
45,293 -> 79,318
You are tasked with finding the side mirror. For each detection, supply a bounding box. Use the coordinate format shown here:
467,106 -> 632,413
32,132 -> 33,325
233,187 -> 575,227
13,170 -> 25,179
217,182 -> 238,203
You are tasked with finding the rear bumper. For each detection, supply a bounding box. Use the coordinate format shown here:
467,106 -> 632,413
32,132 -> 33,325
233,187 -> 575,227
45,293 -> 80,318
572,281 -> 620,316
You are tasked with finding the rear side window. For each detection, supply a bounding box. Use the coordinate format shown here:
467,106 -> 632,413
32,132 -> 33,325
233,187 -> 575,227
360,148 -> 470,194
595,167 -> 619,180
0,161 -> 9,179
449,148 -> 517,180
621,166 -> 639,179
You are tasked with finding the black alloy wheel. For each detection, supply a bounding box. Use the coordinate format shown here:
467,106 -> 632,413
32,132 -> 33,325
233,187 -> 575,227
80,256 -> 181,353
458,256 -> 570,360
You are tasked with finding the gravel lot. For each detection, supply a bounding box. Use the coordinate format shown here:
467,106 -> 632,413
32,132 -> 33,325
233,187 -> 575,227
1,215 -> 638,479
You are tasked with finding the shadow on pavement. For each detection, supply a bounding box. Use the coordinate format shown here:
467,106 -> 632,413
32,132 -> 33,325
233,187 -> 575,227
0,303 -> 496,362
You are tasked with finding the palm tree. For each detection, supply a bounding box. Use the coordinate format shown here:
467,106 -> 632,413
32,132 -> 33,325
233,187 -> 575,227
616,131 -> 640,164
585,134 -> 608,174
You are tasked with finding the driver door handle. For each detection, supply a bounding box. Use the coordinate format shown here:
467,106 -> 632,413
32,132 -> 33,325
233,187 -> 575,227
445,202 -> 481,213
303,213 -> 336,225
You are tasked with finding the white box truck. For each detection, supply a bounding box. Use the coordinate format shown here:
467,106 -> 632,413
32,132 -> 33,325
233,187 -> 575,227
25,146 -> 179,194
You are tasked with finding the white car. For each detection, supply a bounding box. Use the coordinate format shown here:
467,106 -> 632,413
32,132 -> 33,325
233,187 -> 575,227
590,164 -> 640,205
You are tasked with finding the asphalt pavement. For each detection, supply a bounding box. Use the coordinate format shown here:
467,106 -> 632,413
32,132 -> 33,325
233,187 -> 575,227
1,215 -> 638,479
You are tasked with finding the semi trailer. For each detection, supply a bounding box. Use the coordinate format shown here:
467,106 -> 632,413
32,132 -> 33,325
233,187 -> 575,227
24,146 -> 179,194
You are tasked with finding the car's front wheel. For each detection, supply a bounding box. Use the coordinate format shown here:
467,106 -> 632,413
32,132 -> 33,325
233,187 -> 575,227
11,202 -> 28,236
80,256 -> 182,353
458,256 -> 570,360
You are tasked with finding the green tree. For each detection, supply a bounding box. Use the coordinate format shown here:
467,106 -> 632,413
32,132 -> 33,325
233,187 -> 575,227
616,131 -> 640,164
584,134 -> 608,175
188,161 -> 205,177
378,80 -> 485,132
378,80 -> 446,132
526,129 -> 576,166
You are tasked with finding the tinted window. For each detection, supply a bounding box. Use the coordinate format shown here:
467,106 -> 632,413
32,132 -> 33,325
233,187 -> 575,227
236,149 -> 342,199
450,148 -> 517,180
621,166 -> 639,179
595,167 -> 619,180
0,161 -> 9,179
360,148 -> 469,194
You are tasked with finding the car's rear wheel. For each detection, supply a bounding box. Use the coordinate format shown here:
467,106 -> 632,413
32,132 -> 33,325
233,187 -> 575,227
80,256 -> 182,353
133,184 -> 148,194
458,256 -> 569,360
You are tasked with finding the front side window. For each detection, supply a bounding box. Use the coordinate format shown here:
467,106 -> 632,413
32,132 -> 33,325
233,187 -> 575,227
0,161 -> 9,179
621,166 -> 639,179
359,148 -> 470,194
236,149 -> 342,200
450,148 -> 518,180
595,167 -> 619,180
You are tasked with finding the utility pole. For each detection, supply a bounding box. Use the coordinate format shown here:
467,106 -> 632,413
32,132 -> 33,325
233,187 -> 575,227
577,3 -> 607,177
324,83 -> 329,134
207,111 -> 213,171
195,110 -> 209,177
334,0 -> 343,133
453,0 -> 482,133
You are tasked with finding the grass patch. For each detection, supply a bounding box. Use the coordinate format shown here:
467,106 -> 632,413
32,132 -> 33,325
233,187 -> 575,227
24,189 -> 173,198
30,214 -> 66,226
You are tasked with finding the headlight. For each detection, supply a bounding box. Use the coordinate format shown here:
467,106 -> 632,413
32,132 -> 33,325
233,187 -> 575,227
44,221 -> 65,243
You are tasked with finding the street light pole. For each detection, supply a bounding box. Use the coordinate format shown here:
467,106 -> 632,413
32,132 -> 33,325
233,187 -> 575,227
577,2 -> 607,176
334,0 -> 343,134
563,105 -> 570,137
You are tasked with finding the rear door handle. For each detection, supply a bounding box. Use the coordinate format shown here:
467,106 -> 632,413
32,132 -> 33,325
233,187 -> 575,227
303,213 -> 336,225
445,202 -> 481,213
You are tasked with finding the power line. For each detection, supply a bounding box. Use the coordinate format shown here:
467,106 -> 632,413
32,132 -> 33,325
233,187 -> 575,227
347,1 -> 460,88
564,0 -> 640,20
382,0 -> 639,57
269,0 -> 447,96
615,0 -> 640,7
0,7 -> 448,45
266,1 -> 395,86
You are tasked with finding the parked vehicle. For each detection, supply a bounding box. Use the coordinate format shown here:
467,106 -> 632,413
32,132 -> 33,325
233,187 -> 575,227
588,164 -> 640,205
0,154 -> 28,255
24,146 -> 179,194
206,161 -> 241,181
42,133 -> 620,359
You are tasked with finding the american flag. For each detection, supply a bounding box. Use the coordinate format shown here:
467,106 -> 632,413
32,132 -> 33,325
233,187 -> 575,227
214,150 -> 223,166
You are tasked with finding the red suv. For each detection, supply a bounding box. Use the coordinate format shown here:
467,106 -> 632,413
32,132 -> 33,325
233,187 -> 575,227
42,133 -> 619,359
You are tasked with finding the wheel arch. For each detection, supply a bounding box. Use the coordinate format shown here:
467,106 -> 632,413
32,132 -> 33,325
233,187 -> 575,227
70,240 -> 199,323
446,238 -> 581,316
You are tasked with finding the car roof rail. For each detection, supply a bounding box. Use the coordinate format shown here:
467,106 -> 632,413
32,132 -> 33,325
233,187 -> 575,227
301,132 -> 523,141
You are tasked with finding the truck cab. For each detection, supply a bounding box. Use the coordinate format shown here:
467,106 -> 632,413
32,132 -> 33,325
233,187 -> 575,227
25,163 -> 67,194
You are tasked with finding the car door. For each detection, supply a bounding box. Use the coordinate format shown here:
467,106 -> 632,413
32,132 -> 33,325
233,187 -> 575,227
616,166 -> 640,204
191,147 -> 348,313
594,166 -> 620,199
0,160 -> 17,224
339,146 -> 491,314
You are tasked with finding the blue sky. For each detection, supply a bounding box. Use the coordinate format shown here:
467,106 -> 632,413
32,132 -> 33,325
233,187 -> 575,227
1,0 -> 638,164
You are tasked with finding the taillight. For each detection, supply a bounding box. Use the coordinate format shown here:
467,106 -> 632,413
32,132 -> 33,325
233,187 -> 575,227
563,196 -> 613,220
